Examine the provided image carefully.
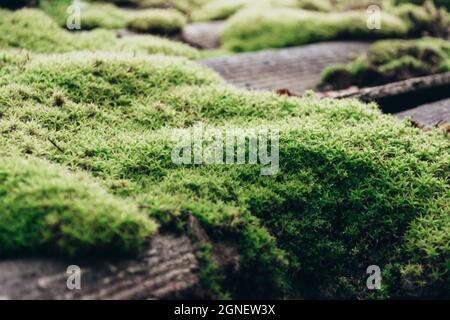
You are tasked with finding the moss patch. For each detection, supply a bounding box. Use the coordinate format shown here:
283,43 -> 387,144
320,37 -> 450,90
112,0 -> 209,15
221,8 -> 408,52
81,3 -> 130,30
0,51 -> 448,298
0,154 -> 157,257
0,9 -> 200,58
395,0 -> 450,10
392,1 -> 450,37
126,9 -> 187,34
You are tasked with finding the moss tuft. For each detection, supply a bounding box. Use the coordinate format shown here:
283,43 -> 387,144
13,52 -> 221,107
81,3 -> 129,30
395,0 -> 450,10
0,51 -> 448,298
0,155 -> 157,256
392,1 -> 450,36
193,0 -> 332,22
0,9 -> 200,58
221,8 -> 408,52
124,0 -> 210,15
126,9 -> 187,35
320,37 -> 450,89
193,0 -> 254,22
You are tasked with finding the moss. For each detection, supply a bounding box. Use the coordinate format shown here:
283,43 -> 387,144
320,37 -> 450,89
192,0 -> 332,22
0,8 -> 75,53
192,0 -> 254,22
197,244 -> 231,299
40,1 -> 129,29
318,64 -> 353,90
121,0 -> 210,15
11,52 -> 221,107
113,35 -> 202,59
39,0 -> 73,26
221,8 -> 408,52
395,0 -> 450,10
392,1 -> 450,36
0,9 -> 200,58
81,3 -> 129,30
0,51 -> 448,298
0,154 -> 157,257
41,1 -> 187,33
126,9 -> 187,35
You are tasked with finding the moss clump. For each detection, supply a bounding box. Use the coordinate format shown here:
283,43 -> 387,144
81,3 -> 129,30
0,51 -> 448,298
137,0 -> 211,16
192,0 -> 332,22
113,35 -> 202,59
0,8 -> 75,53
192,0 -> 254,22
0,9 -> 200,58
0,154 -> 157,256
9,52 -> 220,107
395,0 -> 450,10
320,37 -> 450,90
42,1 -> 187,34
106,0 -> 209,15
392,1 -> 450,37
126,9 -> 187,35
221,8 -> 408,52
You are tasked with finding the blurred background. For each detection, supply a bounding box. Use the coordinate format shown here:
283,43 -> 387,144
1,0 -> 449,123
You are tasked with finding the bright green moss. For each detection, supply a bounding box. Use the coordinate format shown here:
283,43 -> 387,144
221,8 -> 408,52
0,52 -> 448,298
126,9 -> 187,35
113,35 -> 202,59
39,0 -> 73,26
119,0 -> 210,15
0,154 -> 157,256
0,9 -> 75,53
41,1 -> 187,33
0,9 -> 200,58
192,0 -> 254,22
320,37 -> 450,89
12,52 -> 221,107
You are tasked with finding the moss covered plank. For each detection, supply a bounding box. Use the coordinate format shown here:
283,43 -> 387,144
199,41 -> 369,92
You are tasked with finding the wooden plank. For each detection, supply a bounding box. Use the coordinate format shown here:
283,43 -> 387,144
199,41 -> 370,92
